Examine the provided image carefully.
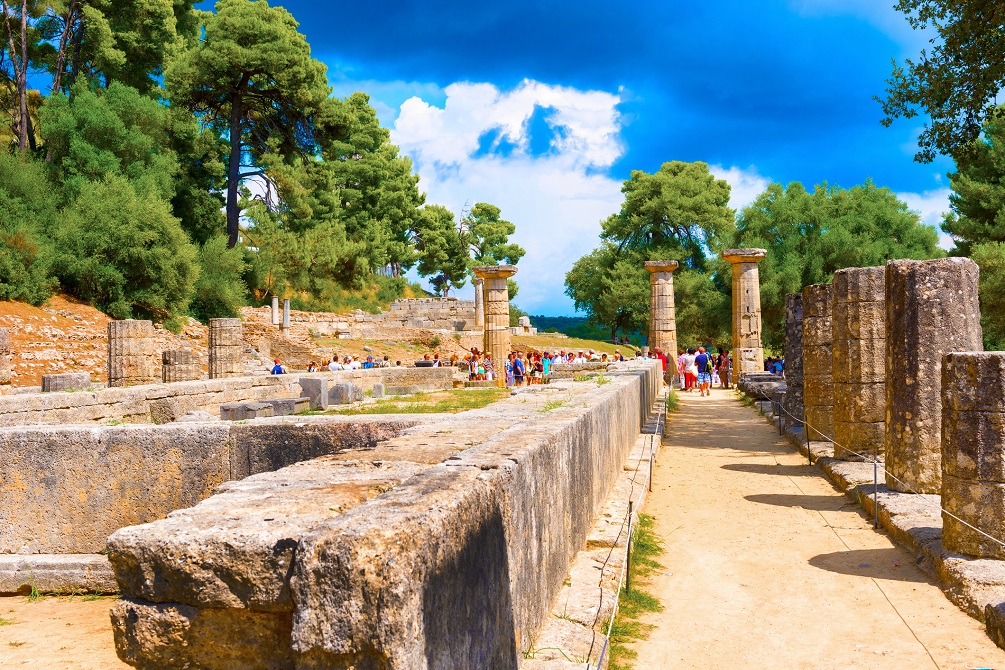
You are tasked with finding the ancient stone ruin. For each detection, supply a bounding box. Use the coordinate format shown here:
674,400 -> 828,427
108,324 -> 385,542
474,264 -> 517,387
107,319 -> 157,388
723,248 -> 767,384
646,260 -> 679,368
802,283 -> 834,442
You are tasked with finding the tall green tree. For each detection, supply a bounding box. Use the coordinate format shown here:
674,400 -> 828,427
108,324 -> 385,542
462,202 -> 525,267
414,204 -> 467,297
166,0 -> 329,247
878,0 -> 1005,163
732,180 -> 942,349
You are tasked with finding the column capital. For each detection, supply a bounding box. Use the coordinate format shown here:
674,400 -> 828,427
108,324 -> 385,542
722,248 -> 767,264
473,277 -> 485,285
473,265 -> 518,280
644,260 -> 679,274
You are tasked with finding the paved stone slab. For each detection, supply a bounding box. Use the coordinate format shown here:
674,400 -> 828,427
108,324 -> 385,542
0,554 -> 116,594
41,372 -> 92,393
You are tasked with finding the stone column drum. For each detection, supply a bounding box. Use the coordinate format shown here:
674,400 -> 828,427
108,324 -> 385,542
942,353 -> 1005,559
473,265 -> 517,388
645,261 -> 679,376
474,278 -> 485,329
832,266 -> 885,461
107,320 -> 157,388
723,249 -> 767,385
208,318 -> 244,379
886,258 -> 983,493
0,327 -> 10,385
783,293 -> 804,428
802,284 -> 834,442
271,296 -> 280,326
282,299 -> 291,330
162,349 -> 202,383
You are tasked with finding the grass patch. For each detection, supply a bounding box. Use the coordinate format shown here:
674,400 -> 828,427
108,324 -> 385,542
0,616 -> 14,626
539,398 -> 567,413
8,641 -> 25,647
665,389 -> 679,413
595,375 -> 611,386
330,389 -> 509,415
734,389 -> 755,408
606,513 -> 665,670
573,374 -> 595,382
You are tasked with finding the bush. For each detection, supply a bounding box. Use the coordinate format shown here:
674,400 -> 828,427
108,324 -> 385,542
0,154 -> 57,305
189,235 -> 248,323
972,242 -> 1005,350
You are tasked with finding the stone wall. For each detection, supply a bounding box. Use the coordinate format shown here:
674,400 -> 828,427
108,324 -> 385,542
0,367 -> 454,428
107,360 -> 662,667
783,293 -> 803,428
0,418 -> 417,556
294,298 -> 479,337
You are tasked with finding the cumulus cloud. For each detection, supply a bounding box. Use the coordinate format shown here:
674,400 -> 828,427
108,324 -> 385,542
392,80 -> 626,315
708,164 -> 771,211
897,187 -> 954,249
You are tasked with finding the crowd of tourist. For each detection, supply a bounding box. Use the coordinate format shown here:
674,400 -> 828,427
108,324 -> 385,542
463,347 -> 629,386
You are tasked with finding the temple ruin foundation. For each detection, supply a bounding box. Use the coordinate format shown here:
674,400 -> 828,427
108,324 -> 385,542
107,320 -> 157,388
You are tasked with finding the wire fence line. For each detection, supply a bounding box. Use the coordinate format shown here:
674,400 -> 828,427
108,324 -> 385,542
584,389 -> 666,670
768,397 -> 1005,552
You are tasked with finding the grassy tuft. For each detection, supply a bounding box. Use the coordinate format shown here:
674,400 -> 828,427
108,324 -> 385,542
331,389 -> 508,415
665,390 -> 679,413
606,513 -> 665,670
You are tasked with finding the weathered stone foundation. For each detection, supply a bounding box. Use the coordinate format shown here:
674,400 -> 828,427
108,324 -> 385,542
208,318 -> 244,379
802,283 -> 834,442
832,267 -> 885,461
161,349 -> 201,383
942,352 -> 1005,559
886,258 -> 983,493
723,248 -> 767,384
108,320 -> 157,388
783,292 -> 803,428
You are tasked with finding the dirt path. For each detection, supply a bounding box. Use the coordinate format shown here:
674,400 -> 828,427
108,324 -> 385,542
630,387 -> 1005,669
0,595 -> 125,668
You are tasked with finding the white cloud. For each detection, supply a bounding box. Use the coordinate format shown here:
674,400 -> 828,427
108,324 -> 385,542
392,80 -> 627,315
897,187 -> 954,249
708,164 -> 771,211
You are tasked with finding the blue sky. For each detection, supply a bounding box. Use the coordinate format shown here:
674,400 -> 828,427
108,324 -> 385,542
224,0 -> 954,315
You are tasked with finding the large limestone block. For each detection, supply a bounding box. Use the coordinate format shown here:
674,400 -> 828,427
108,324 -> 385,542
802,316 -> 833,352
833,421 -> 885,461
41,372 -> 92,392
942,472 -> 1005,559
886,258 -> 983,493
833,266 -> 885,303
111,598 -> 294,670
943,352 -> 1005,413
298,377 -> 328,410
942,410 -> 1005,482
802,284 -> 832,318
804,406 -> 835,443
832,382 -> 885,424
802,343 -> 833,377
832,337 -> 885,384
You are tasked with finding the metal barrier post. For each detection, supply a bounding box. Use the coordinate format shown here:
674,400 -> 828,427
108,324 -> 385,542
626,499 -> 633,593
649,450 -> 654,492
873,459 -> 879,529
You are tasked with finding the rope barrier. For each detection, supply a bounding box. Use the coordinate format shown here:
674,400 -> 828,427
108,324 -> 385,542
585,388 -> 666,670
769,398 -> 1005,551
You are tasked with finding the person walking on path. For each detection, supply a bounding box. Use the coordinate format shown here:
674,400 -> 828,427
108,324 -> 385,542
695,345 -> 713,396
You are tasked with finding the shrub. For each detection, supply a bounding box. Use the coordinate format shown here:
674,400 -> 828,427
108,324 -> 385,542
189,235 -> 248,323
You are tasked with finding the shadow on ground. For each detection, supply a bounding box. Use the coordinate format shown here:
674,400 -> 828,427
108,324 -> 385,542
744,493 -> 858,512
808,548 -> 931,584
722,463 -> 817,477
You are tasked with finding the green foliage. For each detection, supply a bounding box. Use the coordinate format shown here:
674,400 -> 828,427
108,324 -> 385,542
0,154 -> 57,304
878,0 -> 1005,163
529,315 -> 644,344
414,204 -> 468,296
52,175 -> 198,320
971,242 -> 1005,350
732,180 -> 942,349
464,202 -> 525,266
607,513 -> 665,670
941,112 -> 1005,256
189,235 -> 247,323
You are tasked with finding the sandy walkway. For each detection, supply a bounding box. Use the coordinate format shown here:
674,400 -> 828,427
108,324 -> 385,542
0,595 -> 125,668
630,387 -> 1005,669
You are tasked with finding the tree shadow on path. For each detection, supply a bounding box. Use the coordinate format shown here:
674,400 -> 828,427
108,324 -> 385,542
809,548 -> 931,584
745,492 -> 858,512
722,463 -> 818,477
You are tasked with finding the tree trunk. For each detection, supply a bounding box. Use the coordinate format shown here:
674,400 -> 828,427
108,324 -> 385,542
67,16 -> 84,91
226,77 -> 248,248
51,0 -> 77,95
16,0 -> 26,156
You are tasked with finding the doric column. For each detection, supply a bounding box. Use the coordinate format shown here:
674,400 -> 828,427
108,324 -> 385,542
162,349 -> 201,383
886,258 -> 983,493
645,261 -> 679,369
723,248 -> 767,384
473,265 -> 517,388
832,266 -> 885,461
271,296 -> 280,326
0,328 -> 10,385
802,284 -> 834,442
208,318 -> 244,379
783,293 -> 804,428
107,320 -> 157,387
282,299 -> 291,330
942,353 -> 1005,558
474,278 -> 485,329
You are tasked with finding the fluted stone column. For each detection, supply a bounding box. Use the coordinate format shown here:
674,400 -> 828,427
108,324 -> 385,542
0,328 -> 10,385
783,293 -> 804,428
107,320 -> 157,387
208,318 -> 244,379
942,353 -> 1005,559
162,349 -> 201,383
271,296 -> 280,326
723,248 -> 767,385
473,265 -> 517,388
886,258 -> 983,493
803,284 -> 834,442
832,266 -> 885,461
645,261 -> 679,374
474,278 -> 485,329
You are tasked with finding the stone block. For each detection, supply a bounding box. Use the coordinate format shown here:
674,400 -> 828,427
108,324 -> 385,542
804,407 -> 834,443
832,420 -> 884,460
0,328 -> 9,385
265,397 -> 310,416
942,472 -> 1005,559
149,396 -> 200,424
802,343 -> 833,378
329,383 -> 364,405
833,265 -> 884,303
832,337 -> 885,384
220,402 -> 275,421
298,377 -> 328,410
174,411 -> 218,423
41,372 -> 92,392
986,603 -> 1005,652
832,382 -> 885,424
372,383 -> 385,399
162,349 -> 201,383
0,554 -> 116,595
941,410 -> 1005,482
943,352 -> 1005,414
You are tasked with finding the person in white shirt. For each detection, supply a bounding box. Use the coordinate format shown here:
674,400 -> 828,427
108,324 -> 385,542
327,359 -> 341,371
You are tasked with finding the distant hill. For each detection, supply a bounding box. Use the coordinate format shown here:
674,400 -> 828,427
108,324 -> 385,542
529,315 -> 646,346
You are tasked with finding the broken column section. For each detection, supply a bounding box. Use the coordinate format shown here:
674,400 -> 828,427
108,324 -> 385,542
162,350 -> 202,383
783,293 -> 803,428
645,260 -> 679,371
802,284 -> 834,443
832,266 -> 885,461
208,318 -> 244,380
473,265 -> 517,388
885,258 -> 983,493
107,320 -> 157,388
942,352 -> 1005,559
723,248 -> 767,385
474,278 -> 485,330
